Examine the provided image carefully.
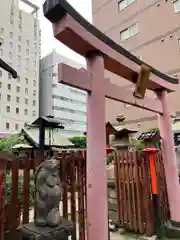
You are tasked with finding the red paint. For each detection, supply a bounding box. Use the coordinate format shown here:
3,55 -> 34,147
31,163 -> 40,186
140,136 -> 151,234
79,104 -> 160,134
149,154 -> 158,194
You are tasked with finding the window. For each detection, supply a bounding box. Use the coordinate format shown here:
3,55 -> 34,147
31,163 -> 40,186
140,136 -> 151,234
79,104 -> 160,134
25,98 -> 28,104
6,122 -> 10,130
17,76 -> 20,82
16,86 -> 20,92
7,95 -> 11,101
9,52 -> 12,59
118,0 -> 136,11
10,32 -> 13,38
34,43 -> 37,48
33,90 -> 36,96
0,38 -> 4,44
120,23 -> 138,40
0,49 -> 3,56
33,100 -> 36,106
26,58 -> 29,65
26,49 -> 29,55
9,42 -> 13,48
25,78 -> 28,84
7,84 -> 11,90
0,28 -> 4,35
24,109 -> 28,115
0,82 -> 1,88
16,97 -> 20,103
16,108 -> 19,114
18,36 -> 21,41
18,45 -> 21,52
32,110 -> 36,116
6,106 -> 10,112
25,88 -> 28,95
26,39 -> 29,45
19,25 -> 22,32
15,124 -> 19,130
0,71 -> 2,77
174,0 -> 180,13
18,55 -> 21,66
33,80 -> 36,86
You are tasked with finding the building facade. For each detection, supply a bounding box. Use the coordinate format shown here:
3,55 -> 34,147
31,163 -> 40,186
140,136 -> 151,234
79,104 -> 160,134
40,51 -> 87,137
0,0 -> 40,134
92,0 -> 180,130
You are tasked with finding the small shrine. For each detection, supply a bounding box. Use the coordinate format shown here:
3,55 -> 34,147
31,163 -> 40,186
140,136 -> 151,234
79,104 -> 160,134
138,130 -> 161,150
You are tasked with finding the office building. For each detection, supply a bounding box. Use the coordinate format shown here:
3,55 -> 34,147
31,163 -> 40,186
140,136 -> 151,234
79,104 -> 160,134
0,0 -> 40,133
92,0 -> 180,130
40,50 -> 87,137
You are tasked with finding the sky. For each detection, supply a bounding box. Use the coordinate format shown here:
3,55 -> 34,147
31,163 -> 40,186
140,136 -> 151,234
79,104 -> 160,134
20,0 -> 92,64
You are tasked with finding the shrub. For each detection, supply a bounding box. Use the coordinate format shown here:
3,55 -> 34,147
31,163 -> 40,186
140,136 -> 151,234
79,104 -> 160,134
5,173 -> 35,206
69,136 -> 86,148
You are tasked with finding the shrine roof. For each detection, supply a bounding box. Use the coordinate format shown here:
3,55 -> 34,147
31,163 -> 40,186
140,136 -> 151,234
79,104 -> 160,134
43,0 -> 178,92
138,130 -> 161,141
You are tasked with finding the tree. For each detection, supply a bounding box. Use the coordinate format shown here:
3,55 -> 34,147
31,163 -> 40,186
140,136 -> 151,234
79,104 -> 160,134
0,133 -> 28,152
69,136 -> 86,148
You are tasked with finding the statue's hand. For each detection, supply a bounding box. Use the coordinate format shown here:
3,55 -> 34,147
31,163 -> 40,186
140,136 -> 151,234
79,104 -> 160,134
39,188 -> 48,199
46,175 -> 56,187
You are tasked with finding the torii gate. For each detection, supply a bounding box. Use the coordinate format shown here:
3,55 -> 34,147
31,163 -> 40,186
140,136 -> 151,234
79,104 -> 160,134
43,1 -> 180,239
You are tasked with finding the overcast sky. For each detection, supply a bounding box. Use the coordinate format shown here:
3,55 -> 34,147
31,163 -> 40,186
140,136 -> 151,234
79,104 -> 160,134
21,0 -> 92,64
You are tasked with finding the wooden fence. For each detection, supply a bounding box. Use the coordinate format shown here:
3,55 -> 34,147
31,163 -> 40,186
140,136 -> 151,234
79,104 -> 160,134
114,151 -> 170,236
0,150 -> 86,240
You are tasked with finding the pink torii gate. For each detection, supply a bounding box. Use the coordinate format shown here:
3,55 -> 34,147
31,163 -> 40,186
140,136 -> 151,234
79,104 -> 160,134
43,1 -> 180,239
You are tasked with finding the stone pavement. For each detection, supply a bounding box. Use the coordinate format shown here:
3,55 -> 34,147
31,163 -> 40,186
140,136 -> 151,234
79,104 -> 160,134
110,232 -> 137,240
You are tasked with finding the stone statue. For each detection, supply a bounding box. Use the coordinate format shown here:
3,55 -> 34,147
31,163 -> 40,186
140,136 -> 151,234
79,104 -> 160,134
34,157 -> 62,228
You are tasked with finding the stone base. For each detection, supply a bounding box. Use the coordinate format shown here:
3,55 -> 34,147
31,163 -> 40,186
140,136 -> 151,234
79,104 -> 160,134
138,236 -> 158,240
18,219 -> 74,240
164,220 -> 180,239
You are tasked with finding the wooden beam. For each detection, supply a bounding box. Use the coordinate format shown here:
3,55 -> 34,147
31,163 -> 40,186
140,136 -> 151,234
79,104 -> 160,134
58,63 -> 163,114
58,63 -> 92,91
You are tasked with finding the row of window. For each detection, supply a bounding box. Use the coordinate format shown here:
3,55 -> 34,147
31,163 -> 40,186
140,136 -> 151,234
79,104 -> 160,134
52,106 -> 86,116
5,106 -> 36,116
52,95 -> 86,105
3,94 -> 36,106
0,70 -> 37,86
118,0 -> 180,13
119,0 -> 180,41
0,82 -> 37,95
58,117 -> 86,125
6,122 -> 19,130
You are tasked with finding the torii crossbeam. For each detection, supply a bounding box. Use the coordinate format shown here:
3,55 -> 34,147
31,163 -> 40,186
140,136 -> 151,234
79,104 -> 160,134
43,1 -> 180,239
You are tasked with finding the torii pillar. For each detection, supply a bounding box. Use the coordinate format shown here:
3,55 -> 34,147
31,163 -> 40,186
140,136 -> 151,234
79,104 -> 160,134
157,91 -> 180,222
86,52 -> 108,239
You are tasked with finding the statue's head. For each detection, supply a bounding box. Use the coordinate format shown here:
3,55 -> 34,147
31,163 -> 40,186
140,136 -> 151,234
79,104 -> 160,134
35,157 -> 60,184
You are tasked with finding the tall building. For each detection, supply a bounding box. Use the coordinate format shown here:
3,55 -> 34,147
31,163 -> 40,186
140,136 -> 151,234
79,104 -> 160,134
40,51 -> 87,137
0,0 -> 40,133
92,0 -> 180,130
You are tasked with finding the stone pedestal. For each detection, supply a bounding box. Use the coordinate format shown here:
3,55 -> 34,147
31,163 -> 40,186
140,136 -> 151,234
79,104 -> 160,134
19,219 -> 74,240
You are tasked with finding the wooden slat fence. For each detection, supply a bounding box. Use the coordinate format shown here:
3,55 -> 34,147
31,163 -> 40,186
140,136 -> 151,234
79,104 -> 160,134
114,150 -> 170,236
0,150 -> 87,240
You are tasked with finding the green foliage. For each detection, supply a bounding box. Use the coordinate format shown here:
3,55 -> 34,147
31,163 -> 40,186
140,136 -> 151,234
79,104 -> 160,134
132,139 -> 144,151
0,133 -> 28,152
148,127 -> 159,132
107,153 -> 113,166
5,173 -> 35,205
69,136 -> 86,148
